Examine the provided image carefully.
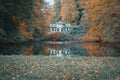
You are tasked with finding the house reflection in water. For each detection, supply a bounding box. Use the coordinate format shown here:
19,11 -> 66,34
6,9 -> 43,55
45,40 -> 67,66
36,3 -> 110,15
50,49 -> 71,57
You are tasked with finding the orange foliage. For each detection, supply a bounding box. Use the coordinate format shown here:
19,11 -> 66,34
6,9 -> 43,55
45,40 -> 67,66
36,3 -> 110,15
61,0 -> 79,25
35,0 -> 43,7
53,32 -> 59,41
82,0 -> 120,42
22,46 -> 34,55
43,6 -> 55,33
34,8 -> 41,14
82,43 -> 105,56
18,21 -> 33,39
44,46 -> 50,54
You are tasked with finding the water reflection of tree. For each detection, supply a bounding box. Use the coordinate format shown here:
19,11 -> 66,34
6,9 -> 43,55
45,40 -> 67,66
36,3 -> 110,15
0,44 -> 26,55
0,43 -> 48,55
22,46 -> 34,55
82,43 -> 120,57
0,42 -> 120,57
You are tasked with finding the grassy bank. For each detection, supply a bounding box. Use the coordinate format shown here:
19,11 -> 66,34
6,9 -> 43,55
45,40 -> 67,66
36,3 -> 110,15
0,56 -> 120,80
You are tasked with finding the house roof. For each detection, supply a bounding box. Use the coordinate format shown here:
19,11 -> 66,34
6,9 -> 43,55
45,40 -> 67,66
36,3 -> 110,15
56,20 -> 64,24
50,20 -> 70,27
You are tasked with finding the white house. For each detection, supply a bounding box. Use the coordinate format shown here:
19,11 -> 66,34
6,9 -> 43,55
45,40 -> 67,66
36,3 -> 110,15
49,20 -> 71,33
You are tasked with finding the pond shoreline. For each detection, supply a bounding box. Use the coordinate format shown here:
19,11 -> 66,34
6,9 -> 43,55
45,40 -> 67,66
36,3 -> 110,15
0,41 -> 120,57
0,40 -> 120,45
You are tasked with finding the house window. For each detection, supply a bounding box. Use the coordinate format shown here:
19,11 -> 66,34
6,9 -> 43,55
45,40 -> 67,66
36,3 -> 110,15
67,28 -> 69,31
52,28 -> 54,31
61,28 -> 63,32
57,28 -> 59,31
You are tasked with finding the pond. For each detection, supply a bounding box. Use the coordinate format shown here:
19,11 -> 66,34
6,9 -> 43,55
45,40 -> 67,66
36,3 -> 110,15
0,41 -> 120,57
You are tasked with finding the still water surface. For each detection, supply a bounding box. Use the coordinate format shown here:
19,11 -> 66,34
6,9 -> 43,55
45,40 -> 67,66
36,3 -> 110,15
0,41 -> 120,57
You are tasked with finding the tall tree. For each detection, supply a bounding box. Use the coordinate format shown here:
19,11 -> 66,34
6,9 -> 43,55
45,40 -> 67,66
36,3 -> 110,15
61,0 -> 79,25
0,0 -> 46,42
82,0 -> 120,42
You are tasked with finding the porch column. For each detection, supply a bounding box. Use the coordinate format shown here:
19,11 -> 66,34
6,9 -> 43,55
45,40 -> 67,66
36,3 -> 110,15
59,28 -> 61,32
54,28 -> 56,32
66,28 -> 68,31
65,51 -> 68,55
50,28 -> 52,32
65,27 -> 67,31
68,27 -> 70,31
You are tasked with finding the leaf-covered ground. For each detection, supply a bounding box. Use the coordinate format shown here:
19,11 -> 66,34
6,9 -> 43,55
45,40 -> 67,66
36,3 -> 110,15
0,56 -> 120,80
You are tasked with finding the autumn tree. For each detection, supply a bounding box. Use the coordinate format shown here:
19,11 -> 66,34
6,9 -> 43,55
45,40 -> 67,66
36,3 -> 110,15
54,0 -> 61,22
81,0 -> 120,42
0,0 -> 46,42
61,0 -> 79,25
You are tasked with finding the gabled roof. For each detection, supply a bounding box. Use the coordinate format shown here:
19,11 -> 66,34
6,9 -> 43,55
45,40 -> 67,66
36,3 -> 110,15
56,20 -> 64,24
50,20 -> 71,27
